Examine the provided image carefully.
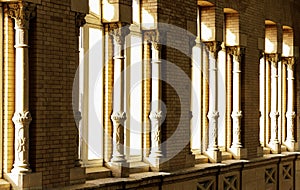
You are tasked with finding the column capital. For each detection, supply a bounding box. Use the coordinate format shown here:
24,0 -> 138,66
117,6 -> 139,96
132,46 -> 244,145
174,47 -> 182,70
265,53 -> 281,63
111,111 -> 127,126
7,2 -> 36,29
75,13 -> 86,28
143,30 -> 165,51
259,50 -> 264,59
149,110 -> 165,121
227,46 -> 245,62
282,57 -> 295,69
204,41 -> 222,58
12,111 -> 32,126
108,22 -> 130,46
75,12 -> 86,36
207,111 -> 219,120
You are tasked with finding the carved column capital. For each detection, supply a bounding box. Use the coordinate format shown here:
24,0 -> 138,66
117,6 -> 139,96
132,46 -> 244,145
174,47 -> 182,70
259,50 -> 264,59
204,41 -> 222,58
12,111 -> 32,126
7,2 -> 36,29
207,111 -> 219,120
282,57 -> 295,70
149,110 -> 165,122
227,46 -> 245,62
143,30 -> 165,51
75,13 -> 86,36
108,23 -> 130,46
265,53 -> 281,64
111,111 -> 127,126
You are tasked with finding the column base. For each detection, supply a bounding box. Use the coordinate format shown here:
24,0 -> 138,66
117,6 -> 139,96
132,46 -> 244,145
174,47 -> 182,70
284,140 -> 296,152
70,167 -> 86,185
269,141 -> 281,154
229,147 -> 247,159
4,172 -> 42,190
106,161 -> 129,177
205,149 -> 222,163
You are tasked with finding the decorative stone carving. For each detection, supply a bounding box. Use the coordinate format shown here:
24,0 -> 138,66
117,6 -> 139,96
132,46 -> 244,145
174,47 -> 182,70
143,30 -> 164,51
12,111 -> 32,173
111,111 -> 126,160
231,111 -> 243,148
7,2 -> 36,29
207,111 -> 219,150
109,23 -> 130,46
12,111 -> 32,125
75,13 -> 86,36
266,53 -> 281,65
149,111 -> 164,158
204,41 -> 222,58
227,46 -> 245,62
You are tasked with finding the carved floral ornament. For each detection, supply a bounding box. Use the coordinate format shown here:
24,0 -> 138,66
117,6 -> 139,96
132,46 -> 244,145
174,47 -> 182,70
12,111 -> 32,126
282,57 -> 295,69
75,13 -> 86,28
111,111 -> 127,125
265,53 -> 281,63
204,41 -> 222,58
144,30 -> 165,51
227,46 -> 245,62
149,110 -> 165,121
108,22 -> 130,45
7,2 -> 36,29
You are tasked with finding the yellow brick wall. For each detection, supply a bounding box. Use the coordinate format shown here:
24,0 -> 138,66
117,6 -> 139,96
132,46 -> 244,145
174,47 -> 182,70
2,7 -> 14,174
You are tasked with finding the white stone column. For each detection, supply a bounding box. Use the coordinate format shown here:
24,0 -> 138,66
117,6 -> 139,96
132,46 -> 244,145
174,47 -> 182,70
109,23 -> 130,164
148,31 -> 165,164
227,47 -> 247,159
284,57 -> 296,151
205,41 -> 222,163
74,12 -> 86,167
8,2 -> 35,174
266,54 -> 281,153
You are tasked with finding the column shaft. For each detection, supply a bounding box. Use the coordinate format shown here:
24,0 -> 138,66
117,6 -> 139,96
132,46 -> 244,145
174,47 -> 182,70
267,54 -> 281,153
284,57 -> 296,151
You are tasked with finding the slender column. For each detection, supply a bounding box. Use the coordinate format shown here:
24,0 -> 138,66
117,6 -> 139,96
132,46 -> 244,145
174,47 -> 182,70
7,2 -> 35,174
148,31 -> 164,160
228,46 -> 247,159
74,12 -> 86,167
284,57 -> 296,151
266,53 -> 281,153
109,23 -> 130,163
204,41 -> 222,163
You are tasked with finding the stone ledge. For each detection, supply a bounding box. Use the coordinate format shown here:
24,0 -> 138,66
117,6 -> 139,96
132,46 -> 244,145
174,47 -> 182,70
50,153 -> 300,190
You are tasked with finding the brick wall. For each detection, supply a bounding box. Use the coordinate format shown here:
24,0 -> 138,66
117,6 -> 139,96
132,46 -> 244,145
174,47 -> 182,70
28,0 -> 78,188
